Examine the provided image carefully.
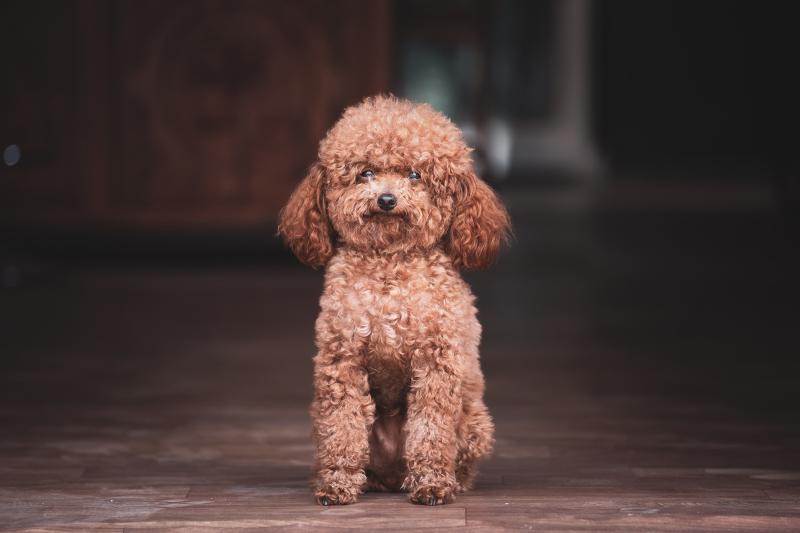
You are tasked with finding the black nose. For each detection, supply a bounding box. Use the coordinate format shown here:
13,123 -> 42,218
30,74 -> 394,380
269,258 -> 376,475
377,193 -> 396,211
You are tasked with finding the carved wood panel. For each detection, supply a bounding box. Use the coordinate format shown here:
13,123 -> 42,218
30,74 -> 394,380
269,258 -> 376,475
0,0 -> 83,215
0,0 -> 389,228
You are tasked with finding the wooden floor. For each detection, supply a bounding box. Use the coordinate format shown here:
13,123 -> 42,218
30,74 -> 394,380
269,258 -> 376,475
2,193 -> 800,531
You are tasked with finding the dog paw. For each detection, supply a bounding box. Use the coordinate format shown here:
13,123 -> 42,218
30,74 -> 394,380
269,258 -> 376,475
409,484 -> 455,506
314,469 -> 365,506
314,487 -> 359,506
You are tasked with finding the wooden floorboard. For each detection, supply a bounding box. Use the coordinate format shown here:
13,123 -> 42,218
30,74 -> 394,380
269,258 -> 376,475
1,208 -> 799,531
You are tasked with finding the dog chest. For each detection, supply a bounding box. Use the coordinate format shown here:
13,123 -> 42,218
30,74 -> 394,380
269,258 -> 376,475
321,251 -> 475,350
343,269 -> 440,348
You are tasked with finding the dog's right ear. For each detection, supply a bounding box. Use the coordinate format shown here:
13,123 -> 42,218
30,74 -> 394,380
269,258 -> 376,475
277,163 -> 334,268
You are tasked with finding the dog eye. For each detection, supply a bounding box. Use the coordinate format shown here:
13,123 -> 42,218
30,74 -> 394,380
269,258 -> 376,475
408,170 -> 420,181
358,169 -> 375,181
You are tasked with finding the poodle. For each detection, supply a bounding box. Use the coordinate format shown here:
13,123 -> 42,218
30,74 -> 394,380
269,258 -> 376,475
278,95 -> 510,506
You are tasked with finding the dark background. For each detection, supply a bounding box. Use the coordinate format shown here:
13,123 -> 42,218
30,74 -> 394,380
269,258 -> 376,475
3,0 -> 799,246
1,0 -> 799,529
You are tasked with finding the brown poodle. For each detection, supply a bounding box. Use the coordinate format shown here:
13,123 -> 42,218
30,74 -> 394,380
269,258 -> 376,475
278,95 -> 510,506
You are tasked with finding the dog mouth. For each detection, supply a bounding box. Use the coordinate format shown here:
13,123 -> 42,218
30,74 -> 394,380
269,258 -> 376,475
362,210 -> 408,222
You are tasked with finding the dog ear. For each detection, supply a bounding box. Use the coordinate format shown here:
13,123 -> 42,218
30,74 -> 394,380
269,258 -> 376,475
446,171 -> 511,270
278,163 -> 334,268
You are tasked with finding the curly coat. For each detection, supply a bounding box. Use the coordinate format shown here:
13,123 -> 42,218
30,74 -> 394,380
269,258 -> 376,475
278,95 -> 510,506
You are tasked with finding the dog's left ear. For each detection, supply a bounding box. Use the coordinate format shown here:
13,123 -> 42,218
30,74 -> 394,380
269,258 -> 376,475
277,163 -> 334,268
446,171 -> 511,270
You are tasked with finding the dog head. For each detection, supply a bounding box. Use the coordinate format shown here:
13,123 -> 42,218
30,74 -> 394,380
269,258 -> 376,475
278,95 -> 510,269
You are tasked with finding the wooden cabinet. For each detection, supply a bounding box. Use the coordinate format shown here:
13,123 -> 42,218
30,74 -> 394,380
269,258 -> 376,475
0,0 -> 389,229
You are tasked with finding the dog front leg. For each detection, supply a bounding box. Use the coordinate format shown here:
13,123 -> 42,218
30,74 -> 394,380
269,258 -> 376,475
310,343 -> 374,505
403,343 -> 462,505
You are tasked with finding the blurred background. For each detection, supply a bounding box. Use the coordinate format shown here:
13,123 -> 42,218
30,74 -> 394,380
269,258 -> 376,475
3,0 -> 799,246
2,0 -> 799,250
1,0 -> 800,529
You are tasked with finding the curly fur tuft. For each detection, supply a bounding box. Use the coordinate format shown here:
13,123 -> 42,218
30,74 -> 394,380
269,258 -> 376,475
447,171 -> 511,270
277,163 -> 333,268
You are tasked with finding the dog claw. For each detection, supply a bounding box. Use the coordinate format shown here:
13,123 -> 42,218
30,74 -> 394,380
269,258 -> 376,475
319,496 -> 330,506
428,496 -> 437,506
